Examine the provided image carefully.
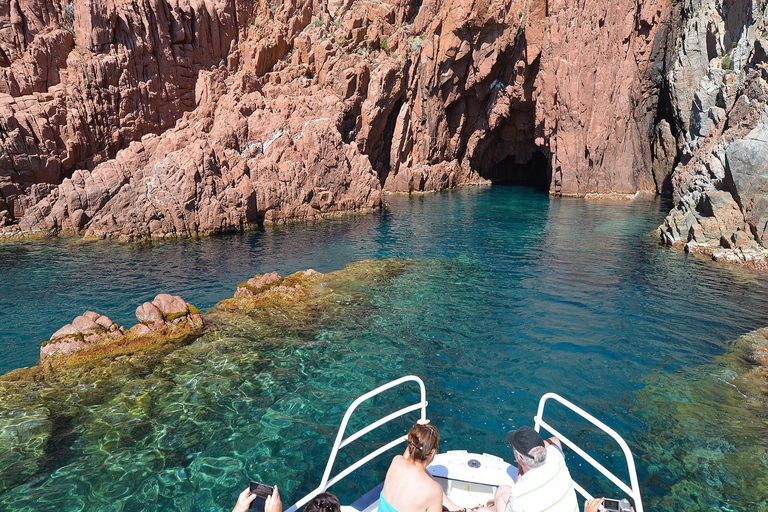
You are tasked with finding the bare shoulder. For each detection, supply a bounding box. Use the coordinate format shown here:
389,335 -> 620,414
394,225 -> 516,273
391,454 -> 406,466
426,472 -> 444,496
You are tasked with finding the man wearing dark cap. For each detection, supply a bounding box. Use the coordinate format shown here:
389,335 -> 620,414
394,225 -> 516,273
492,426 -> 579,512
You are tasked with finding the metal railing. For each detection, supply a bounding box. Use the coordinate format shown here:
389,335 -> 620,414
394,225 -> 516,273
534,393 -> 644,512
285,375 -> 427,512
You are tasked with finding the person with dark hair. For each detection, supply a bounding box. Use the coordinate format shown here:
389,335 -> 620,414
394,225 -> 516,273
304,492 -> 341,512
379,421 -> 459,512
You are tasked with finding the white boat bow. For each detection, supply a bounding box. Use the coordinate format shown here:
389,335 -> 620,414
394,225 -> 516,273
285,376 -> 643,512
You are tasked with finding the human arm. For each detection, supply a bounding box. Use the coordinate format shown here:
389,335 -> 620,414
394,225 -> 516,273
426,479 -> 449,512
441,490 -> 462,511
543,437 -> 562,450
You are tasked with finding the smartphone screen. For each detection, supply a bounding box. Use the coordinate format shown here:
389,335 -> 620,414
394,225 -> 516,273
249,482 -> 274,512
602,498 -> 621,511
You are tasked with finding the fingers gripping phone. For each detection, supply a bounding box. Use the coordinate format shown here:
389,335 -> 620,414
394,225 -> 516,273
249,481 -> 274,512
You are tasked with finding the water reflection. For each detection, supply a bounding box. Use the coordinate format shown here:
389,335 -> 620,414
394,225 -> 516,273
2,188 -> 768,511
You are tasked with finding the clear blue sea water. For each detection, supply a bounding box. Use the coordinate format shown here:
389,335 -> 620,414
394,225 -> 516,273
1,187 -> 768,511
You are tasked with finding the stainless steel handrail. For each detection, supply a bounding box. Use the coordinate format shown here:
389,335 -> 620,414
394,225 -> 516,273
534,393 -> 644,512
285,375 -> 427,512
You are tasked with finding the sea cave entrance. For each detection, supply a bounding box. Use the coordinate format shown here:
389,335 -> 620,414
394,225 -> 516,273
485,150 -> 551,191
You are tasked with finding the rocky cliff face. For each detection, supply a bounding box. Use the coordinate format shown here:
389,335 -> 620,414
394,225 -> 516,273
0,0 -> 248,229
0,0 -> 696,239
659,0 -> 768,269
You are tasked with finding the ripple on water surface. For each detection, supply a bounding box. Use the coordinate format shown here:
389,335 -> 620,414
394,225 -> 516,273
2,188 -> 768,511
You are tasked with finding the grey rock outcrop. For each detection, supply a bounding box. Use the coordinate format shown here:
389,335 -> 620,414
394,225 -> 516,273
658,0 -> 768,269
726,124 -> 768,243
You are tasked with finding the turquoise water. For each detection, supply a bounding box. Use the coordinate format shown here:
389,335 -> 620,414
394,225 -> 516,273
2,187 -> 768,511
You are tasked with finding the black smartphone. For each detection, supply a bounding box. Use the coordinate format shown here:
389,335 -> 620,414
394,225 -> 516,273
602,498 -> 621,512
249,481 -> 274,512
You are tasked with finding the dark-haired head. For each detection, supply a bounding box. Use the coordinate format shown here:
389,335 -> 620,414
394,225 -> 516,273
304,493 -> 341,512
406,423 -> 439,462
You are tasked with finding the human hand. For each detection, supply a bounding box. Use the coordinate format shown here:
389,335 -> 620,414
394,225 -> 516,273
233,487 -> 257,512
584,497 -> 604,512
265,485 -> 282,512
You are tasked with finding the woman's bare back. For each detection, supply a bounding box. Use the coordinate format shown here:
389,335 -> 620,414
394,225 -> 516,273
381,455 -> 443,512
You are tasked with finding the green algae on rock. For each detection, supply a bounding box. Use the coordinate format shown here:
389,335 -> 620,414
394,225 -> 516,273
0,259 -> 412,502
209,259 -> 410,339
633,327 -> 768,511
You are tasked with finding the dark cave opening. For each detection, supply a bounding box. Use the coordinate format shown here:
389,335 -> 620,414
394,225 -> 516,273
375,98 -> 404,185
486,150 -> 551,191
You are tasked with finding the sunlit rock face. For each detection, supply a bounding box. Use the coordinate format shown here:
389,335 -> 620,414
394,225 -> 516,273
658,0 -> 768,269
0,0 -> 680,238
0,0 -> 243,223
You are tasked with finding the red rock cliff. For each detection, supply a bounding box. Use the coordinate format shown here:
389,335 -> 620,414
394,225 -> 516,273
0,0 -> 676,239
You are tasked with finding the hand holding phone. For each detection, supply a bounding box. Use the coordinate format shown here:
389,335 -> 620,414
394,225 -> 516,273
249,482 -> 276,512
601,498 -> 632,512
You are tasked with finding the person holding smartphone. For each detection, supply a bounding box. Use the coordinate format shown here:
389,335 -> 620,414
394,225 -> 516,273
584,498 -> 603,512
232,484 -> 282,512
232,486 -> 342,512
584,497 -> 632,512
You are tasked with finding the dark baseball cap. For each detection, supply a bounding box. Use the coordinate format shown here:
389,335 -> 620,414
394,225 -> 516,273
506,426 -> 545,456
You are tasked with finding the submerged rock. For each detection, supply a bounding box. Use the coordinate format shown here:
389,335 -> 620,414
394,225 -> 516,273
633,333 -> 768,510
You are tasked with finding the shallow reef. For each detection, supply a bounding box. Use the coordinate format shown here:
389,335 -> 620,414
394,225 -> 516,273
0,258 -> 411,505
633,328 -> 768,511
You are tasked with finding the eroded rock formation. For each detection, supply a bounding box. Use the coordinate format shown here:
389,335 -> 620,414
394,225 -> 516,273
658,0 -> 768,269
0,0 -> 246,229
40,294 -> 203,362
1,0 -> 684,239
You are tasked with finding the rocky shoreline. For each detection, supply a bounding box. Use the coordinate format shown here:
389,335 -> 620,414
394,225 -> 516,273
0,259 -> 405,384
1,0 -> 670,239
1,0 -> 768,269
656,0 -> 768,270
0,260 -> 410,500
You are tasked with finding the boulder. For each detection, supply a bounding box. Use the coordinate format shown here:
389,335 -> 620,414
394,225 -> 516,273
82,311 -> 100,321
135,294 -> 203,331
152,294 -> 189,316
41,296 -> 203,361
725,125 -> 768,244
236,272 -> 283,297
95,315 -> 114,329
71,315 -> 100,333
42,310 -> 123,357
136,302 -> 163,326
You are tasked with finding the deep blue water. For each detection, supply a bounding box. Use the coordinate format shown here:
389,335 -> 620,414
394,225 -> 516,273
2,187 -> 768,511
